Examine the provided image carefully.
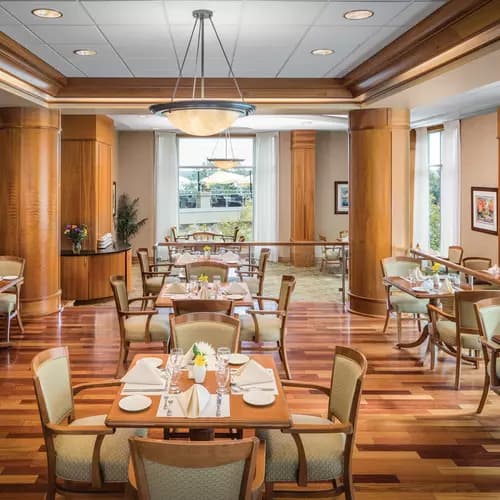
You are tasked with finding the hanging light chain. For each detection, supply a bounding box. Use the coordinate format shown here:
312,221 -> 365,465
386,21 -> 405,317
172,17 -> 199,102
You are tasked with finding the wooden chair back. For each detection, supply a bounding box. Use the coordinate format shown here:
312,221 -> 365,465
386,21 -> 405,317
129,436 -> 259,500
109,274 -> 129,313
455,290 -> 500,334
190,231 -> 224,241
448,245 -> 464,265
172,299 -> 234,316
0,255 -> 25,278
136,248 -> 150,286
380,256 -> 422,278
186,261 -> 229,282
463,257 -> 492,271
170,312 -> 240,353
277,275 -> 296,312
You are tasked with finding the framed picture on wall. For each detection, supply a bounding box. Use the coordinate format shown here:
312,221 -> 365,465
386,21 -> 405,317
335,181 -> 349,214
471,186 -> 498,235
112,181 -> 117,217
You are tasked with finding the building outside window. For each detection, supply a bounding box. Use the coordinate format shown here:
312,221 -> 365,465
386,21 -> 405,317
177,137 -> 255,239
428,129 -> 442,251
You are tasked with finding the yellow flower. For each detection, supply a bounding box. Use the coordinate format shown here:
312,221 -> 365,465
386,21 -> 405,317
203,245 -> 211,252
199,273 -> 209,283
432,262 -> 441,273
194,354 -> 206,367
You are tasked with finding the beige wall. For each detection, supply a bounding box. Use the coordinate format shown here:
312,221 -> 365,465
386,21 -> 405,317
117,131 -> 155,253
315,132 -> 349,242
460,112 -> 498,263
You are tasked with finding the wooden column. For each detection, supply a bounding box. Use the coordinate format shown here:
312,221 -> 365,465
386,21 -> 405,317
290,130 -> 316,266
0,107 -> 61,316
498,107 -> 500,266
348,108 -> 410,317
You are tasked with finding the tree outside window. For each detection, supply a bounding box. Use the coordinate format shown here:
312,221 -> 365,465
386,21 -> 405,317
428,130 -> 442,251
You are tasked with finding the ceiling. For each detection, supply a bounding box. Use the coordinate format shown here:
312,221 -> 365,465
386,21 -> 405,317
0,0 -> 446,78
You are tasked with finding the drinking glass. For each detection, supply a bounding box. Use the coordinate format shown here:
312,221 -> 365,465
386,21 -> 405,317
213,274 -> 221,295
189,274 -> 198,296
217,347 -> 231,365
215,361 -> 230,395
167,347 -> 184,394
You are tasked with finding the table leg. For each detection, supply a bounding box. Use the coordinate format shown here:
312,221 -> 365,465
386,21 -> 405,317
189,428 -> 215,441
396,323 -> 429,349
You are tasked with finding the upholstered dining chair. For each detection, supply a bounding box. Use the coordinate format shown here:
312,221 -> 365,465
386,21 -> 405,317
256,346 -> 367,500
240,275 -> 296,379
170,312 -> 240,353
110,275 -> 170,377
32,346 -> 145,499
380,256 -> 428,344
186,261 -> 229,282
171,299 -> 234,316
237,248 -> 270,306
463,257 -> 492,271
447,245 -> 464,265
319,235 -> 342,273
427,290 -> 500,389
0,256 -> 25,344
474,297 -> 500,413
137,248 -> 171,297
129,436 -> 265,500
190,230 -> 224,241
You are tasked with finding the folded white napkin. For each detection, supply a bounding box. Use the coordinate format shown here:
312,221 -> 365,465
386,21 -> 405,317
121,362 -> 164,386
182,345 -> 195,366
227,282 -> 246,294
222,251 -> 238,262
166,282 -> 186,294
177,254 -> 196,265
233,359 -> 274,386
182,342 -> 216,366
177,384 -> 210,417
488,265 -> 500,275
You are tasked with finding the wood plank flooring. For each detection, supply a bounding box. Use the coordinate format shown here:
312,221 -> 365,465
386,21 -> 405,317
1,302 -> 500,499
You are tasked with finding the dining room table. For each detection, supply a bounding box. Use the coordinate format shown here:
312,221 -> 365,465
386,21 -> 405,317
383,275 -> 470,350
155,280 -> 254,308
0,276 -> 23,348
105,353 -> 291,441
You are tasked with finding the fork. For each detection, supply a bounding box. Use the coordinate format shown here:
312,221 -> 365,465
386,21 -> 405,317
231,384 -> 274,392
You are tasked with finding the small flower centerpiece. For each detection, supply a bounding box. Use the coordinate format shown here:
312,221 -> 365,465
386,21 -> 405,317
431,262 -> 441,288
64,224 -> 88,254
203,245 -> 211,259
193,353 -> 207,383
198,273 -> 209,299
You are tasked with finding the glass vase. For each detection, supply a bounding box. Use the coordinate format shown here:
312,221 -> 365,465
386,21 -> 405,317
72,241 -> 82,255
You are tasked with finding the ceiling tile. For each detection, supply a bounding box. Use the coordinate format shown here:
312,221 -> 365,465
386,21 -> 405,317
27,44 -> 85,76
241,1 -> 325,25
164,2 -> 243,25
387,1 -> 446,26
319,2 -> 410,26
236,24 -> 308,48
0,24 -> 44,47
0,1 -> 94,25
51,43 -> 133,76
124,57 -> 178,77
29,25 -> 106,44
0,5 -> 18,24
82,1 -> 166,25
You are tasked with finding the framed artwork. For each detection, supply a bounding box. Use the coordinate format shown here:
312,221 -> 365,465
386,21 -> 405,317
112,181 -> 117,217
335,181 -> 349,214
471,186 -> 498,235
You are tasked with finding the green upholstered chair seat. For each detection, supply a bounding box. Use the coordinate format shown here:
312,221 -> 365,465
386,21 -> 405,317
240,314 -> 282,342
435,320 -> 481,349
256,414 -> 345,482
54,414 -> 146,483
124,314 -> 170,342
390,294 -> 428,314
0,293 -> 16,313
487,359 -> 500,379
242,277 -> 259,295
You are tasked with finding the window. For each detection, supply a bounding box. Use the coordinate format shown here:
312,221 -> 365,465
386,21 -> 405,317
177,137 -> 255,240
428,129 -> 442,251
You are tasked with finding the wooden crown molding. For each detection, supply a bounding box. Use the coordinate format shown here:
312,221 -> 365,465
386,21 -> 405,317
0,33 -> 66,98
344,0 -> 500,101
0,1 -> 499,108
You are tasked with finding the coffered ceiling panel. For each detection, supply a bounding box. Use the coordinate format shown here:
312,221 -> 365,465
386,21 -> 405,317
0,0 -> 447,78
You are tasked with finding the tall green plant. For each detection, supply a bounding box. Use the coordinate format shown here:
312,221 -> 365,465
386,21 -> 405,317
116,193 -> 147,245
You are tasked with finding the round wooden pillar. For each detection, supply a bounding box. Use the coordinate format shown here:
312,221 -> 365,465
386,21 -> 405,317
348,108 -> 410,317
0,108 -> 61,316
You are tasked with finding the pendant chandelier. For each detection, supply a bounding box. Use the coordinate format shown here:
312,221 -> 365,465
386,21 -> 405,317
150,9 -> 255,136
208,130 -> 244,170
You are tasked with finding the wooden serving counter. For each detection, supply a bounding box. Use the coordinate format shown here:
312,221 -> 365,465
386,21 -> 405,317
61,244 -> 132,301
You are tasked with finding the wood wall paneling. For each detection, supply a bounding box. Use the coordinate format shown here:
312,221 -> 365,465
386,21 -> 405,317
290,131 -> 316,267
348,108 -> 410,317
60,256 -> 89,300
0,107 -> 61,316
498,107 -> 500,265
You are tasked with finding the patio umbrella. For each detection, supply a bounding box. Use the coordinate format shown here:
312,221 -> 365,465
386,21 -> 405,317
179,175 -> 192,187
202,170 -> 250,186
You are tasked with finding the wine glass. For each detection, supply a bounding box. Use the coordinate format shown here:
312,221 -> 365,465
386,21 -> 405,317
217,347 -> 231,365
213,274 -> 221,295
215,361 -> 230,395
167,347 -> 184,394
189,274 -> 198,296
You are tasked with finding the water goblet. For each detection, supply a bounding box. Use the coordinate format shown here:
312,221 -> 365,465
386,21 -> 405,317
215,361 -> 230,395
168,347 -> 184,394
217,347 -> 231,365
213,274 -> 221,295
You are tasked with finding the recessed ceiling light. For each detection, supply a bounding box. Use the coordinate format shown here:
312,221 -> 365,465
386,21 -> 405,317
31,8 -> 63,19
73,49 -> 97,56
343,9 -> 374,20
311,48 -> 334,56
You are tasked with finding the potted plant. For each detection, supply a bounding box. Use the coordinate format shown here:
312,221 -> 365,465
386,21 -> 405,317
64,224 -> 88,254
116,193 -> 147,245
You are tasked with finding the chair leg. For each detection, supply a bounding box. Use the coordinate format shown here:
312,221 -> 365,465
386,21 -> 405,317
416,314 -> 422,333
477,363 -> 490,414
264,482 -> 273,500
396,313 -> 402,345
343,468 -> 354,500
280,342 -> 292,380
15,312 -> 24,334
115,343 -> 126,378
124,342 -> 130,364
455,345 -> 462,390
429,334 -> 436,371
382,310 -> 390,334
5,315 -> 11,344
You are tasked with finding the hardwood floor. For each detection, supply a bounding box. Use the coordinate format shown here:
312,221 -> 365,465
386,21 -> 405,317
1,302 -> 500,499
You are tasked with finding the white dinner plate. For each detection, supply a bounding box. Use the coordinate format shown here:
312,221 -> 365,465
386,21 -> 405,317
137,357 -> 163,368
119,395 -> 152,412
226,260 -> 239,264
243,391 -> 275,406
228,353 -> 250,365
3,276 -> 18,280
226,294 -> 244,300
412,286 -> 428,292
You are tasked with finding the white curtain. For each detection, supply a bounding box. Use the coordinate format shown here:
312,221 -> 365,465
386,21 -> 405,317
413,127 -> 429,250
155,132 -> 178,246
440,120 -> 461,254
254,132 -> 278,261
